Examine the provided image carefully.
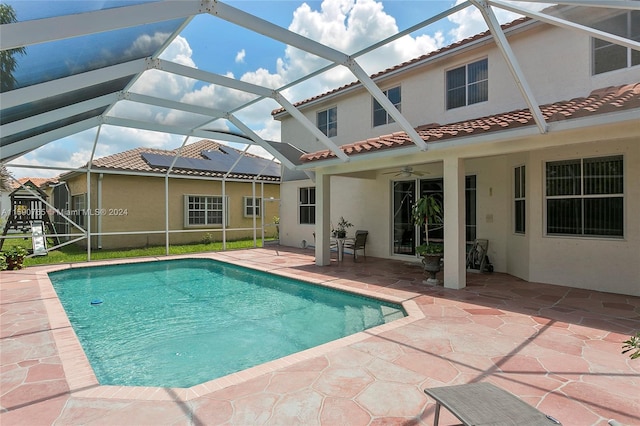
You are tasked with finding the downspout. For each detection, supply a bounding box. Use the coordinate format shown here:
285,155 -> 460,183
97,173 -> 103,249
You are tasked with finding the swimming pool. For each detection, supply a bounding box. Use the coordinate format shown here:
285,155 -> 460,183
49,258 -> 406,388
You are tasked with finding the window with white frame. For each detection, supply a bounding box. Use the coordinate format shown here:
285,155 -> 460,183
372,86 -> 401,127
71,194 -> 86,227
317,107 -> 337,137
592,10 -> 639,75
243,196 -> 261,217
185,195 -> 228,227
299,187 -> 315,225
545,156 -> 623,237
446,58 -> 488,110
514,165 -> 526,234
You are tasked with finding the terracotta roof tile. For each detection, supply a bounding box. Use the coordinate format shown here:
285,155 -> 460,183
300,82 -> 640,163
89,139 -> 279,181
10,177 -> 58,190
272,18 -> 531,116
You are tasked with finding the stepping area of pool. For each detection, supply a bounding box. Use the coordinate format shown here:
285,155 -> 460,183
1,246 -> 639,425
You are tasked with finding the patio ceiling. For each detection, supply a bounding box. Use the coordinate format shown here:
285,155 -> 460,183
1,0 -> 639,173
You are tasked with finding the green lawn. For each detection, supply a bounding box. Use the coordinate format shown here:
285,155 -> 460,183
1,237 -> 275,268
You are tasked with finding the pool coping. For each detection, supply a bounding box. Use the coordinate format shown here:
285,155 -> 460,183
37,253 -> 425,402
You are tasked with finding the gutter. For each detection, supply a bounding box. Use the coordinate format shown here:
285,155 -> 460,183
97,173 -> 103,249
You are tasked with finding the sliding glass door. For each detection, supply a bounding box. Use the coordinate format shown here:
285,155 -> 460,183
391,176 -> 476,256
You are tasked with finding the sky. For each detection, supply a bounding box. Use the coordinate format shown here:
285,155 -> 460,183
5,0 -> 543,179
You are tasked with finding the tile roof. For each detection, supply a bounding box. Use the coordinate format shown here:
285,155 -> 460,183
10,177 -> 58,190
89,139 -> 280,181
300,82 -> 640,163
272,18 -> 531,116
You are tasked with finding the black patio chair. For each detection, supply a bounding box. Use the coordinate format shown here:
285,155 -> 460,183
343,230 -> 368,261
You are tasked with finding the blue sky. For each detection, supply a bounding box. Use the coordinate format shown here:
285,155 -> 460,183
6,0 -> 534,178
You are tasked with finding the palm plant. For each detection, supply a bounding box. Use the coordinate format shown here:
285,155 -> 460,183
622,332 -> 640,360
411,194 -> 443,248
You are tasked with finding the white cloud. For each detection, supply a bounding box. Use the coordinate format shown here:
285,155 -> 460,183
235,49 -> 246,63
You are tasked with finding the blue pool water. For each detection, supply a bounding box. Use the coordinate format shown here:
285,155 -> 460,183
49,258 -> 405,388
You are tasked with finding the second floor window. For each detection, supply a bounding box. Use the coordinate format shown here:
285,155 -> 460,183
317,107 -> 337,137
299,187 -> 315,225
592,10 -> 639,75
446,58 -> 488,110
545,155 -> 623,237
373,86 -> 401,127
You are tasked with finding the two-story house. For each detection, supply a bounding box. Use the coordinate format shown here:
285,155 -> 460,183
273,10 -> 640,296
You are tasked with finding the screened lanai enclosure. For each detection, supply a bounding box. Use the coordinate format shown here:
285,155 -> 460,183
1,0 -> 638,260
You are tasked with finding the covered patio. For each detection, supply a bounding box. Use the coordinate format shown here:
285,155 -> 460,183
2,247 -> 638,425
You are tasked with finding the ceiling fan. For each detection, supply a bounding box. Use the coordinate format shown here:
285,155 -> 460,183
382,166 -> 428,178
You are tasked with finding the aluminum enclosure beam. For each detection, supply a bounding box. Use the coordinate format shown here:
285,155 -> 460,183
0,0 -> 203,50
210,1 -> 350,66
155,59 -> 275,98
227,114 -> 297,170
122,92 -> 228,119
491,0 -> 640,51
0,59 -> 147,109
101,116 -> 253,144
1,93 -> 119,138
470,0 -> 548,133
347,59 -> 429,150
154,59 -> 348,160
272,92 -> 350,161
211,1 -> 429,152
514,0 -> 640,10
1,118 -> 102,162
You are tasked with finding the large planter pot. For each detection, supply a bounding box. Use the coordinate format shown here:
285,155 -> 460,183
421,253 -> 442,285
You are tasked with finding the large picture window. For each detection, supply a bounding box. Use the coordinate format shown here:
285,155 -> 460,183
446,58 -> 488,109
299,187 -> 316,225
372,86 -> 401,127
317,107 -> 337,137
592,11 -> 639,75
185,195 -> 228,227
514,165 -> 526,234
545,156 -> 623,237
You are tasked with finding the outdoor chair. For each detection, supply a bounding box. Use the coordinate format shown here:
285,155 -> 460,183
343,230 -> 368,261
424,382 -> 562,426
313,232 -> 339,258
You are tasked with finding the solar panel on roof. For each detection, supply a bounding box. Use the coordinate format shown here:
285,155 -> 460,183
141,150 -> 280,178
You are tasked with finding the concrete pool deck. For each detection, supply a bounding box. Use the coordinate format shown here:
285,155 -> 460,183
1,246 -> 639,425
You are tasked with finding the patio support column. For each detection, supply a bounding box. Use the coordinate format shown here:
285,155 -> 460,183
443,156 -> 466,289
315,172 -> 332,266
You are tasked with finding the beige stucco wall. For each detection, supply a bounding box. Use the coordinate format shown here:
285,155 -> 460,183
278,22 -> 638,153
62,174 -> 279,249
526,139 -> 639,296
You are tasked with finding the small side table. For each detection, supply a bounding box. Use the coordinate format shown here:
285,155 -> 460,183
424,382 -> 561,426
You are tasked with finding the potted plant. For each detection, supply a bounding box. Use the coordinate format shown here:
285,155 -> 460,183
411,194 -> 443,284
333,216 -> 353,238
3,246 -> 28,270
